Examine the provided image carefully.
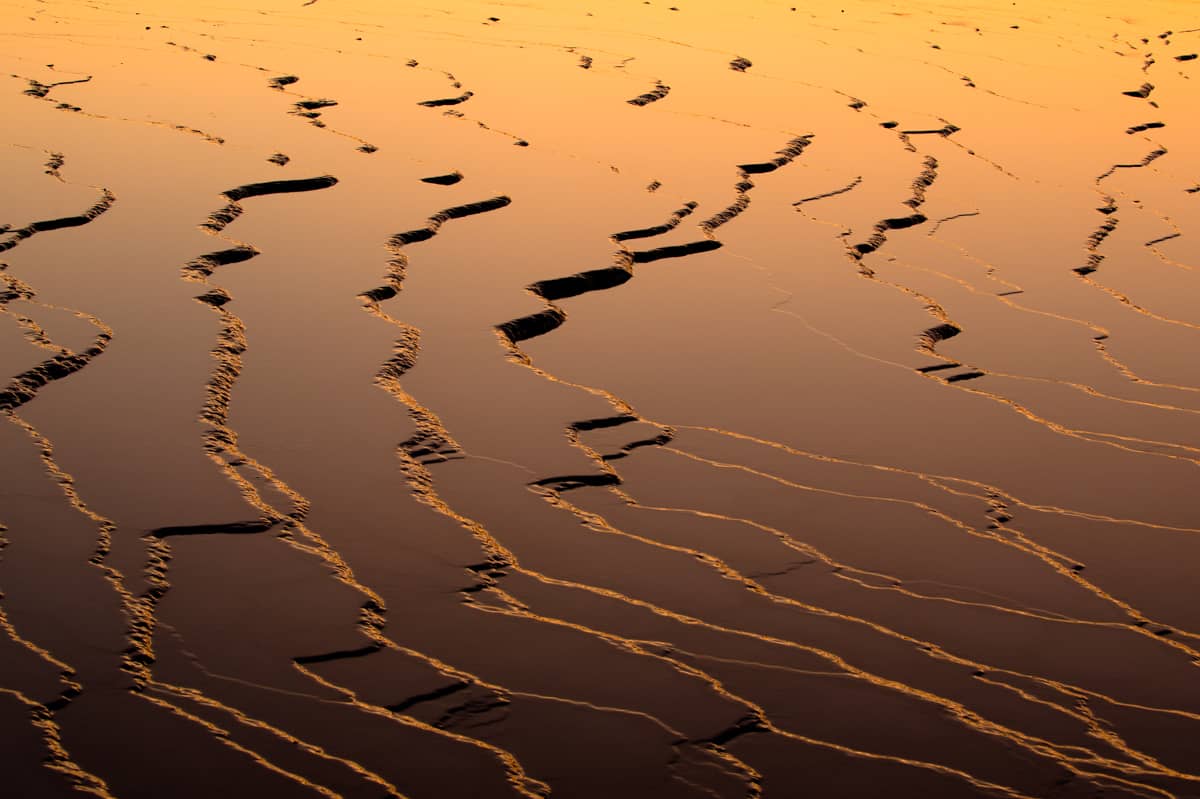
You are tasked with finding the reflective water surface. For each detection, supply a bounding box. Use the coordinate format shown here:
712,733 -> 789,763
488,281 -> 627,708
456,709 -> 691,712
2,1 -> 1199,797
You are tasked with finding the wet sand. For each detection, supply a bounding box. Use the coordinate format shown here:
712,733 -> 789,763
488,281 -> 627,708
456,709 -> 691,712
2,1 -> 1200,797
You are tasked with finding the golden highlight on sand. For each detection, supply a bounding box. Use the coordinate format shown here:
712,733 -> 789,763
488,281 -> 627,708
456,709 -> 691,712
1,1 -> 1199,796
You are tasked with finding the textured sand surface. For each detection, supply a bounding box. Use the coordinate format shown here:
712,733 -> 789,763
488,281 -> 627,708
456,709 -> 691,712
2,1 -> 1200,796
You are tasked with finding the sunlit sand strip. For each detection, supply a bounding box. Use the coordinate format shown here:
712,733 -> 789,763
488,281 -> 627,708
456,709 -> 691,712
160,612 -> 603,797
514,565 -> 1197,794
1073,142 -> 1200,346
5,65 -> 226,145
799,139 -> 1200,400
563,416 -> 1122,626
388,382 -> 1193,794
471,600 -> 1037,799
487,197 -> 1200,652
373,425 -> 770,792
474,577 -> 1132,798
601,490 -> 1123,627
181,184 -> 565,797
161,41 -> 380,154
296,665 -> 551,799
171,179 -> 464,744
137,690 -> 341,799
654,418 -> 1200,652
675,423 -> 1200,537
443,173 -> 1200,788
0,601 -> 82,708
0,184 -> 114,254
879,246 -> 1200,414
0,686 -> 115,798
646,442 -> 1200,651
149,680 -> 408,798
540,480 -> 1200,784
646,433 -> 1200,678
352,195 -> 802,794
0,153 -> 157,685
4,414 -> 157,685
0,296 -> 111,414
767,282 -> 1200,473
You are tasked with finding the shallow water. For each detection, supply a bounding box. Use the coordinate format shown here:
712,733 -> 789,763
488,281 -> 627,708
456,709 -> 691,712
2,1 -> 1199,797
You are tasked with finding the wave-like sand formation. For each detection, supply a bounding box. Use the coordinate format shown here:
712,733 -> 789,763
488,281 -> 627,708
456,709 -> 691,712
3,1 -> 1200,797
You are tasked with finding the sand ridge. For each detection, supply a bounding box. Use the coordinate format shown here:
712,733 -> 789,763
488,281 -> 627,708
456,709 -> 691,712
2,0 -> 1200,797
